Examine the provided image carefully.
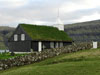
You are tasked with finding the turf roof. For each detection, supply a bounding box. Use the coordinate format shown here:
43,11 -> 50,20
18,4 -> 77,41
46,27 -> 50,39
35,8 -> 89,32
20,24 -> 72,41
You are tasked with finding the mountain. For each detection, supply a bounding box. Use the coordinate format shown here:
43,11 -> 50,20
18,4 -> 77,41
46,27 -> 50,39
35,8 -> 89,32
0,26 -> 15,49
64,20 -> 100,42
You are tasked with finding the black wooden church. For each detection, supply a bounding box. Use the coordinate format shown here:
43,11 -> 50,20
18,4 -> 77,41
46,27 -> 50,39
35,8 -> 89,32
8,24 -> 72,53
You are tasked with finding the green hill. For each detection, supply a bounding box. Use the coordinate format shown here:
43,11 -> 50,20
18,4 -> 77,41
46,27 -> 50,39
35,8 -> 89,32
64,20 -> 100,42
1,48 -> 100,75
0,26 -> 14,49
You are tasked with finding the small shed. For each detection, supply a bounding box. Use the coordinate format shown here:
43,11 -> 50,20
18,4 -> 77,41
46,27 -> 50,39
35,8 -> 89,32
8,24 -> 72,52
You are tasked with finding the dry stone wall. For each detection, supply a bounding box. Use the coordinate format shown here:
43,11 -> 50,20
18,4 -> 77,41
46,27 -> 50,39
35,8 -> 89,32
0,42 -> 93,70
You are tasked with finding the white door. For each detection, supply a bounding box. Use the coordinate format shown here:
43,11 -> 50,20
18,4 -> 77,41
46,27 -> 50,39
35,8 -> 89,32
93,42 -> 97,49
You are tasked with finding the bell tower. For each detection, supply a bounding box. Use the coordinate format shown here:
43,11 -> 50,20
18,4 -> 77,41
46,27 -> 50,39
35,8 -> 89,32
56,8 -> 64,31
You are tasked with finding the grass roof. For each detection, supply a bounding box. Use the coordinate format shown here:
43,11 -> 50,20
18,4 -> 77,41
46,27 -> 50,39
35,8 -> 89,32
20,24 -> 72,41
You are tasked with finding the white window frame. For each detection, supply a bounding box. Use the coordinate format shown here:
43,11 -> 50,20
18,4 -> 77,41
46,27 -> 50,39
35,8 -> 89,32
14,34 -> 18,41
21,34 -> 25,41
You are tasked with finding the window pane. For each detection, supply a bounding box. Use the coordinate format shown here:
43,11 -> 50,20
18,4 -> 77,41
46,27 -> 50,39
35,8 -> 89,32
50,42 -> 54,48
21,34 -> 25,41
14,34 -> 18,41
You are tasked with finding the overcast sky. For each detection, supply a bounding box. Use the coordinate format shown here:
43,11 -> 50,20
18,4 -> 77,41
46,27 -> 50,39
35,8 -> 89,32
0,0 -> 100,27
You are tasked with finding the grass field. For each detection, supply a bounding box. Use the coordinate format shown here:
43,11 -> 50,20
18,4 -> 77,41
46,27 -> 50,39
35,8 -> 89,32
0,53 -> 27,59
0,48 -> 100,75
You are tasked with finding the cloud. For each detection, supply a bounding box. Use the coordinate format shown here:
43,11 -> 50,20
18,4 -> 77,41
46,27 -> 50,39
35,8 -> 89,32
0,0 -> 100,27
61,0 -> 100,13
75,12 -> 100,22
0,0 -> 28,8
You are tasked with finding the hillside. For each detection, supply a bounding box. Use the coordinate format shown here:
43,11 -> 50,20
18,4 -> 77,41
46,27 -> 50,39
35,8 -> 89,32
64,20 -> 100,42
0,26 -> 14,49
0,48 -> 100,75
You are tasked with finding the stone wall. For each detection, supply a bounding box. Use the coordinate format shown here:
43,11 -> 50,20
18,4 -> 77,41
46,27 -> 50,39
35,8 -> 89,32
0,42 -> 93,70
98,42 -> 100,48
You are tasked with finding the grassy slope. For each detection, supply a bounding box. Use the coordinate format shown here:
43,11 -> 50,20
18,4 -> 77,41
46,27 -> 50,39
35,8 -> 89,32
0,53 -> 28,59
1,49 -> 100,75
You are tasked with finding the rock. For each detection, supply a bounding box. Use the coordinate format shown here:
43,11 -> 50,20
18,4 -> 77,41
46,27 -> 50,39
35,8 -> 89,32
0,42 -> 93,71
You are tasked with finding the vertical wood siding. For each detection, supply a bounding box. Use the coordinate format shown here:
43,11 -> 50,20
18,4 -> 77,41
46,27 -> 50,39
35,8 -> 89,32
8,25 -> 32,52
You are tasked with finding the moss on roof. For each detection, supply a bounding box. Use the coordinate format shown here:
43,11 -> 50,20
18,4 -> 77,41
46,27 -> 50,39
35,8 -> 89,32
20,24 -> 72,41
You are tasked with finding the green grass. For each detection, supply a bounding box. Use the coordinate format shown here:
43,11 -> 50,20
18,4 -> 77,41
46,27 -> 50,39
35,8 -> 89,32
0,53 -> 27,59
1,49 -> 100,75
20,24 -> 72,41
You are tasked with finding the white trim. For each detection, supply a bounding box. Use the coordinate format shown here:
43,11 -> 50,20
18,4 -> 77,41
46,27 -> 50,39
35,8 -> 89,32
14,52 -> 31,54
38,41 -> 42,52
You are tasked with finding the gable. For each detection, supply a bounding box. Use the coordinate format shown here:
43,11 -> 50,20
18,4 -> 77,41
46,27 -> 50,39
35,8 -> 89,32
8,25 -> 32,42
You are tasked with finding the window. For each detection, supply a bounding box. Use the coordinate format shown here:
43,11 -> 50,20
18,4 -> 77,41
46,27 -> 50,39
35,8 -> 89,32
60,42 -> 63,47
21,34 -> 25,41
14,34 -> 18,41
55,42 -> 58,48
50,42 -> 54,48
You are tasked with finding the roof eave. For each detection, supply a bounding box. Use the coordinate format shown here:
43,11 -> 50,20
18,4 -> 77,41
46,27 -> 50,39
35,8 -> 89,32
32,39 -> 73,42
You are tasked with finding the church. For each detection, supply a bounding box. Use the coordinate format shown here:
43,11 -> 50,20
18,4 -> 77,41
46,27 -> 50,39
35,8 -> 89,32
8,23 -> 72,53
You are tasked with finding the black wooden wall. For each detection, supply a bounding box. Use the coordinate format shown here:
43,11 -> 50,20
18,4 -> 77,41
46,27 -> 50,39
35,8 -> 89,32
63,42 -> 72,46
8,25 -> 32,52
31,41 -> 38,51
9,41 -> 31,52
